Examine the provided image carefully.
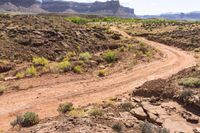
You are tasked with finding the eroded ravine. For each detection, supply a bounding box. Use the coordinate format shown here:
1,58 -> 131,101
0,28 -> 196,131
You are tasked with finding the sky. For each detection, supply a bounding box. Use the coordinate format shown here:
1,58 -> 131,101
62,0 -> 200,15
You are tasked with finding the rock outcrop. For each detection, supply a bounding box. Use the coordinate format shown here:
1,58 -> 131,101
41,0 -> 135,17
0,0 -> 40,8
0,0 -> 135,17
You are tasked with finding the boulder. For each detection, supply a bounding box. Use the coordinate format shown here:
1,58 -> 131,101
194,128 -> 200,133
130,107 -> 147,120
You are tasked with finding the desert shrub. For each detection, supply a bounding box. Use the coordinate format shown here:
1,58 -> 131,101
120,102 -> 134,111
57,102 -> 74,114
194,48 -> 200,52
32,57 -> 49,66
98,69 -> 106,77
66,17 -> 89,24
179,77 -> 200,88
179,89 -> 193,101
0,74 -> 4,80
66,52 -> 76,60
79,52 -> 92,61
58,61 -> 72,72
11,112 -> 39,127
73,65 -> 83,74
26,66 -> 37,76
16,72 -> 25,79
141,121 -> 153,133
103,100 -> 115,108
68,109 -> 87,117
157,128 -> 170,133
88,107 -> 103,117
112,122 -> 123,132
0,85 -> 6,95
103,50 -> 117,63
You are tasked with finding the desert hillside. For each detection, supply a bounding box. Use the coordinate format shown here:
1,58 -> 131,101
0,15 -> 199,133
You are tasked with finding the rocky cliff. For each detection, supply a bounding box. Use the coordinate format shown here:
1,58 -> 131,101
0,0 -> 135,18
0,0 -> 40,8
41,0 -> 134,17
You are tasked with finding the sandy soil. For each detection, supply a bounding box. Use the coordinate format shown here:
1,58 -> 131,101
0,28 -> 196,131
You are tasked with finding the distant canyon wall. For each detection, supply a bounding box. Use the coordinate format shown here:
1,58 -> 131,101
0,0 -> 135,18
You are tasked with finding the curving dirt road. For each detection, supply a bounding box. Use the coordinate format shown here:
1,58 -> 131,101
0,28 -> 196,131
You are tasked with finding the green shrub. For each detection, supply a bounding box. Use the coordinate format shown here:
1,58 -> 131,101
16,72 -> 25,79
66,52 -> 76,59
57,102 -> 74,114
112,122 -> 123,132
26,66 -> 37,76
179,77 -> 200,88
98,69 -> 106,77
73,65 -> 83,74
68,109 -> 87,117
58,61 -> 72,72
103,50 -> 117,63
88,108 -> 103,117
32,57 -> 49,66
0,85 -> 5,95
11,112 -> 39,127
65,17 -> 89,24
79,52 -> 92,61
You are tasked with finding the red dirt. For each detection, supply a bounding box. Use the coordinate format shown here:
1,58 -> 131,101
0,28 -> 196,131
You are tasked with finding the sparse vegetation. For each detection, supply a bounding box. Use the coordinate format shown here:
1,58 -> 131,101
112,122 -> 123,132
58,61 -> 71,72
66,51 -> 76,60
179,89 -> 194,101
103,50 -> 117,63
88,107 -> 103,117
141,121 -> 153,133
32,57 -> 49,66
26,66 -> 37,76
157,128 -> 170,133
98,69 -> 106,77
68,109 -> 87,117
179,77 -> 200,88
11,112 -> 39,127
57,102 -> 74,114
79,52 -> 92,61
120,102 -> 134,111
0,74 -> 4,80
65,17 -> 90,24
58,61 -> 72,72
194,48 -> 200,52
73,65 -> 83,74
0,85 -> 6,95
16,72 -> 25,79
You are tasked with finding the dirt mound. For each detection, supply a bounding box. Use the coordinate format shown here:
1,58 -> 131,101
147,28 -> 200,51
133,67 -> 200,112
0,15 -> 117,61
133,79 -> 178,99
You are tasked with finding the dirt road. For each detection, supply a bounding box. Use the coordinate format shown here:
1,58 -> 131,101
0,28 -> 196,131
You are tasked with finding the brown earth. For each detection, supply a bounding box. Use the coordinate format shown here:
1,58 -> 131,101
147,28 -> 200,51
0,15 -> 121,61
0,27 -> 196,131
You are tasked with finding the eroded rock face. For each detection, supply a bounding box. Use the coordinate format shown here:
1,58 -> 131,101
130,107 -> 147,120
182,111 -> 199,124
0,0 -> 40,8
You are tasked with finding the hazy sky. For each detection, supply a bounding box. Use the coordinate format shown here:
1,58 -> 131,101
62,0 -> 200,15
